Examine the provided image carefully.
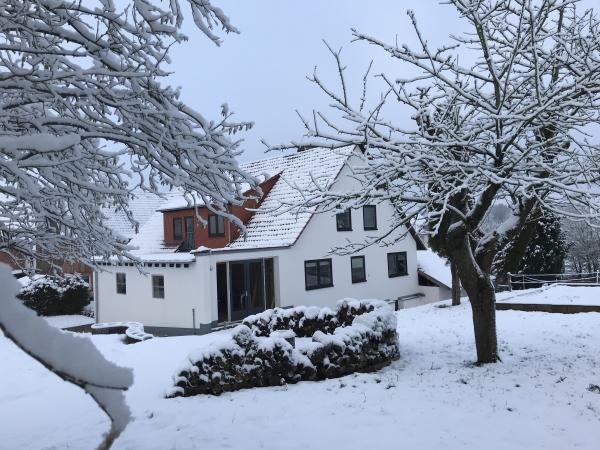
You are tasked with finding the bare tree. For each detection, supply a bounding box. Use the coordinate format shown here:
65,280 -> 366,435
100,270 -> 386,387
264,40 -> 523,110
0,1 -> 255,446
563,218 -> 600,273
271,0 -> 600,363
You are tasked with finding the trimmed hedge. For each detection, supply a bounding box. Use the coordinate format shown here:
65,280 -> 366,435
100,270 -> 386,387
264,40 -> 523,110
168,299 -> 399,397
18,275 -> 90,316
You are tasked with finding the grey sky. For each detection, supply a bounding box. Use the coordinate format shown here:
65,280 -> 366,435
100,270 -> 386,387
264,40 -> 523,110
167,0 -> 596,162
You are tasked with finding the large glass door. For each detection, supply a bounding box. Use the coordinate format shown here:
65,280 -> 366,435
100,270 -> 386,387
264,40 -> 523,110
229,259 -> 266,321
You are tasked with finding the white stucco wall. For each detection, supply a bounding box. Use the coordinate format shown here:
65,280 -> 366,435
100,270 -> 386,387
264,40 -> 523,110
95,259 -> 213,330
418,285 -> 452,304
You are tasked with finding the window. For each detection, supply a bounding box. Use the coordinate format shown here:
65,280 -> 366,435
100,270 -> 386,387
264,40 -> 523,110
152,275 -> 165,299
208,214 -> 225,237
351,256 -> 366,283
184,216 -> 195,249
116,273 -> 126,294
173,217 -> 183,241
387,252 -> 408,278
304,259 -> 333,290
336,209 -> 352,231
363,206 -> 377,230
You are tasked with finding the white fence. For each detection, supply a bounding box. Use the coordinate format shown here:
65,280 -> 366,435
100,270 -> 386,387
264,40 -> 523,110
508,272 -> 600,290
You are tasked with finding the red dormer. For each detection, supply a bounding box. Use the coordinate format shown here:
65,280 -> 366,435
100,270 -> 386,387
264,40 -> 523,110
160,174 -> 280,251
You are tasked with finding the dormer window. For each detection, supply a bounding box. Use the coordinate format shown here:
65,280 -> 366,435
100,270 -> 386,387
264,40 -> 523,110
173,218 -> 183,241
208,214 -> 225,237
336,209 -> 352,231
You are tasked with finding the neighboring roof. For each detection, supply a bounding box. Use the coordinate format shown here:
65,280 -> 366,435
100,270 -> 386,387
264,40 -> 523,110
103,191 -> 170,241
417,249 -> 452,289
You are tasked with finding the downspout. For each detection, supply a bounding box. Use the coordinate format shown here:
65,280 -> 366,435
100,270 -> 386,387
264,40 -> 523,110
93,270 -> 99,324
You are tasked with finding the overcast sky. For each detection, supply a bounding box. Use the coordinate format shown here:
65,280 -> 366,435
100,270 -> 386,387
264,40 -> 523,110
166,0 -> 596,162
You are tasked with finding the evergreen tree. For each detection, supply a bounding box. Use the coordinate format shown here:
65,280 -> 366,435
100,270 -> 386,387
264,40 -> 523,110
517,213 -> 568,275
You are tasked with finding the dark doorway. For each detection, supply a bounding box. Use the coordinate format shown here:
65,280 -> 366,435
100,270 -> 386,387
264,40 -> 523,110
224,259 -> 275,322
229,259 -> 266,321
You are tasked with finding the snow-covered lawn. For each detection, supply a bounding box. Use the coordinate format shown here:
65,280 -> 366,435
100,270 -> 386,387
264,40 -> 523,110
1,294 -> 599,450
497,284 -> 600,306
43,314 -> 94,329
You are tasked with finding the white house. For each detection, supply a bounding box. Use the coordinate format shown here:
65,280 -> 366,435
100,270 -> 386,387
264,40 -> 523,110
94,147 -> 450,335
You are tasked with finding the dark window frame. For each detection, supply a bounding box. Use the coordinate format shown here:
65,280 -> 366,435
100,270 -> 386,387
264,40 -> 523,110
208,214 -> 225,237
351,256 -> 366,283
173,217 -> 183,241
363,205 -> 378,231
304,258 -> 334,290
184,216 -> 195,249
152,275 -> 165,299
116,272 -> 126,294
336,209 -> 352,231
387,252 -> 408,278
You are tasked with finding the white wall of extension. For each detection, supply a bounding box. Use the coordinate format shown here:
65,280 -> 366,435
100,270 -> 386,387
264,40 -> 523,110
95,260 -> 209,330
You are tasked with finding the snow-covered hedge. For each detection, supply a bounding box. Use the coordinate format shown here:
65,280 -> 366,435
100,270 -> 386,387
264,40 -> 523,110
169,299 -> 398,397
18,275 -> 90,316
241,299 -> 387,337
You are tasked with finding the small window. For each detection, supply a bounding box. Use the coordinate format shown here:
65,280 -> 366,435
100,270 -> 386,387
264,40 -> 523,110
387,252 -> 408,278
208,214 -> 225,237
173,217 -> 183,241
336,209 -> 352,231
351,256 -> 366,283
184,216 -> 195,249
152,275 -> 165,299
363,206 -> 377,230
304,259 -> 333,290
116,273 -> 126,294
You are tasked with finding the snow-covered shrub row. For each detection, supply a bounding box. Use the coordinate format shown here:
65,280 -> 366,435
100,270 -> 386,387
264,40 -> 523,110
18,275 -> 90,316
242,298 -> 389,337
91,322 -> 153,344
169,300 -> 398,397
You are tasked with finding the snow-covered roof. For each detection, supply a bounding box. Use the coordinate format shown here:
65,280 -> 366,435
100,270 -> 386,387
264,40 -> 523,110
127,147 -> 351,259
226,147 -> 351,250
158,172 -> 279,213
417,249 -> 452,289
103,191 -> 170,241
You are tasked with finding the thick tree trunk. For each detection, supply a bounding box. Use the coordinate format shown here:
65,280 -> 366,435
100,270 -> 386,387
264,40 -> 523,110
469,280 -> 499,363
445,228 -> 499,364
451,261 -> 461,306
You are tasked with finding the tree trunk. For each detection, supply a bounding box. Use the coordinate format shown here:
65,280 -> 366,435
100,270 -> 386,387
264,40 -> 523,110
451,261 -> 461,306
469,280 -> 499,364
445,229 -> 499,364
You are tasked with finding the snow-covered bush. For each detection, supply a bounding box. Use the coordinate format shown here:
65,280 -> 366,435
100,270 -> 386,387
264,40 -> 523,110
169,299 -> 398,397
242,299 -> 387,337
18,275 -> 90,316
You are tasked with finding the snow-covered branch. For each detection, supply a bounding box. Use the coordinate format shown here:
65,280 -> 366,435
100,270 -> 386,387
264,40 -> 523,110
0,0 -> 258,268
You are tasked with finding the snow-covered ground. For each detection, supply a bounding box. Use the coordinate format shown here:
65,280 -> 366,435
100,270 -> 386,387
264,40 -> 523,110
1,292 -> 599,450
497,284 -> 600,306
43,314 -> 94,329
